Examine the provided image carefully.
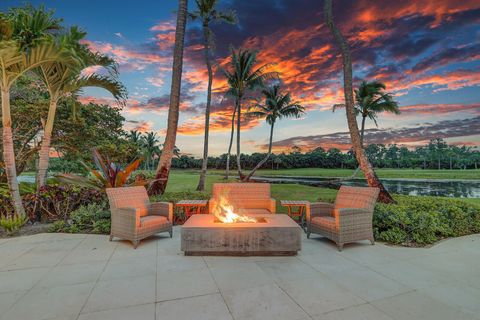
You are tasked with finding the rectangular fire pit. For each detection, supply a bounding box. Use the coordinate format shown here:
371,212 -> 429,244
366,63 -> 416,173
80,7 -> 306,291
181,214 -> 302,256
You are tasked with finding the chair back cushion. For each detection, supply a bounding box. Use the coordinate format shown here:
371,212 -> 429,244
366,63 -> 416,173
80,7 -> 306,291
106,186 -> 150,217
334,186 -> 379,211
212,183 -> 270,202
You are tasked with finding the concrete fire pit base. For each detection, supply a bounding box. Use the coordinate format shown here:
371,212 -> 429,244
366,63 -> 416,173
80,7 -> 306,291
181,214 -> 302,256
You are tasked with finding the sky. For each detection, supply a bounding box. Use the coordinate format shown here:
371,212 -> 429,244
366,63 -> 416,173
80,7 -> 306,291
2,0 -> 480,156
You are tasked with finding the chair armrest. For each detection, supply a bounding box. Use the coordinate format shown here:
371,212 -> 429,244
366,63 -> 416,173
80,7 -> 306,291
111,207 -> 140,231
334,208 -> 370,217
269,198 -> 276,213
307,202 -> 334,220
148,202 -> 173,222
333,208 -> 371,228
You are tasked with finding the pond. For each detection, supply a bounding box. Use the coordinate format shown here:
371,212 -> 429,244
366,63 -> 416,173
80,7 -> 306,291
250,176 -> 480,198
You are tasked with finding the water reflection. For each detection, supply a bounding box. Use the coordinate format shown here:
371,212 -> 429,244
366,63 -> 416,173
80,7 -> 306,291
252,176 -> 480,198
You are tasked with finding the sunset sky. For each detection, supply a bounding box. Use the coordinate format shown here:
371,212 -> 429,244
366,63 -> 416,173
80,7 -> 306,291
3,0 -> 480,156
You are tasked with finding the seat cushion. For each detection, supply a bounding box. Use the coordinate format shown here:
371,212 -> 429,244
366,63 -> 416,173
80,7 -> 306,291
139,215 -> 169,229
311,216 -> 336,230
237,208 -> 272,215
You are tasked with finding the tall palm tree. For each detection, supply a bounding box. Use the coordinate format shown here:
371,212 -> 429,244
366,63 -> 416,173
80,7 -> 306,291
0,7 -> 66,216
141,131 -> 160,170
151,0 -> 188,195
189,0 -> 236,191
225,101 -> 236,179
243,84 -> 304,181
34,26 -> 126,190
126,130 -> 143,145
222,48 -> 277,179
324,0 -> 394,203
334,80 -> 399,146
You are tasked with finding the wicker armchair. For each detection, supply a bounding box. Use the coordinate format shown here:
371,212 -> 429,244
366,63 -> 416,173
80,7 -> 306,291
306,186 -> 379,251
209,183 -> 276,215
106,186 -> 173,248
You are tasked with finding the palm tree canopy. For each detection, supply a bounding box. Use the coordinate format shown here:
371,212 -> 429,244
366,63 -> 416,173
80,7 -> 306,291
189,0 -> 237,24
354,80 -> 399,126
247,84 -> 305,125
222,48 -> 278,98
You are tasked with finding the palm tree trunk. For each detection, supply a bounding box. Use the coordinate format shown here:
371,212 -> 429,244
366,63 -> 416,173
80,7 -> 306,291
243,122 -> 275,181
150,0 -> 188,195
360,115 -> 366,147
236,95 -> 243,178
1,88 -> 26,216
324,0 -> 394,204
225,104 -> 237,179
36,98 -> 57,191
196,25 -> 213,191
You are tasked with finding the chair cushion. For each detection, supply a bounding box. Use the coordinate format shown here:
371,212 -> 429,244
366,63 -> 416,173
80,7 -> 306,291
311,216 -> 336,230
237,208 -> 272,215
139,215 -> 169,228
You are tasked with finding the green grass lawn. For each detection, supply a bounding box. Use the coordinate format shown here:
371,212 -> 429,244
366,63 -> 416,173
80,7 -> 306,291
206,168 -> 480,180
164,170 -> 480,211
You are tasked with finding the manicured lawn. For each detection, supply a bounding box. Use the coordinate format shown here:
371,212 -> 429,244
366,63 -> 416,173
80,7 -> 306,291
164,170 -> 480,211
206,168 -> 480,180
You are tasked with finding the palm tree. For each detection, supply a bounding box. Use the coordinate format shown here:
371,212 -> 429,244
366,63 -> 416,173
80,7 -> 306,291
150,0 -> 188,195
141,131 -> 160,170
34,26 -> 127,190
189,0 -> 236,191
0,7 -> 66,216
334,80 -> 399,146
225,101 -> 236,179
222,48 -> 277,179
126,130 -> 143,145
324,0 -> 394,203
243,85 -> 304,181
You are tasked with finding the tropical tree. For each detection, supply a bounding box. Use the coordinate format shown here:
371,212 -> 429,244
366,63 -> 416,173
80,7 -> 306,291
151,0 -> 188,195
189,0 -> 236,191
324,0 -> 394,203
141,131 -> 160,170
34,26 -> 126,190
222,48 -> 277,178
0,7 -> 67,215
243,84 -> 304,180
334,80 -> 399,146
225,101 -> 236,179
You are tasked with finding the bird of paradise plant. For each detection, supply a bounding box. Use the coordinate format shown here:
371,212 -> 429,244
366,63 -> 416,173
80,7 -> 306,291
56,149 -> 149,190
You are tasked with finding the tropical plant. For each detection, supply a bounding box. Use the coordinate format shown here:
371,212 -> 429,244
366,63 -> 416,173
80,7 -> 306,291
189,0 -> 237,191
141,131 -> 161,170
334,80 -> 399,146
0,213 -> 28,235
243,84 -> 304,180
1,7 -> 68,216
56,148 -> 147,190
151,0 -> 188,195
324,0 -> 394,203
34,26 -> 126,191
222,48 -> 277,178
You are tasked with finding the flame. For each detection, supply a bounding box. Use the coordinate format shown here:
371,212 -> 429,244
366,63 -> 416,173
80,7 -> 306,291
213,194 -> 257,223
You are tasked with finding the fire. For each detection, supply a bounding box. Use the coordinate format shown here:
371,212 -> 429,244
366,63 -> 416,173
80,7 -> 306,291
213,195 -> 257,223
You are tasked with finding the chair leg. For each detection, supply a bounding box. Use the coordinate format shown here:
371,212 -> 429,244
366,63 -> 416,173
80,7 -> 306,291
370,238 -> 375,245
133,240 -> 139,249
337,243 -> 344,251
169,230 -> 173,238
306,231 -> 311,239
109,235 -> 113,241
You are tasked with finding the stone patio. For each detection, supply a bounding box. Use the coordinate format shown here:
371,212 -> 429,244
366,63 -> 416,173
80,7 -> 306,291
0,229 -> 479,320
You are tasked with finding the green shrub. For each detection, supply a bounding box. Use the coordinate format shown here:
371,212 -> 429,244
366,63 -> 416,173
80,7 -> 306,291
374,195 -> 480,246
49,203 -> 110,234
0,214 -> 28,235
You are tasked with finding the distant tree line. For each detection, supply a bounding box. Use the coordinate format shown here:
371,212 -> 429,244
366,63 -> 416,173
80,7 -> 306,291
168,138 -> 480,171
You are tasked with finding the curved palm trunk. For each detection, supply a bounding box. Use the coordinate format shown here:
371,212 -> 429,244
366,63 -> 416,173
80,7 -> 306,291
196,25 -> 213,191
150,0 -> 188,195
225,104 -> 237,179
36,98 -> 57,191
236,95 -> 243,178
349,115 -> 367,178
243,122 -> 274,181
1,88 -> 26,216
324,0 -> 394,203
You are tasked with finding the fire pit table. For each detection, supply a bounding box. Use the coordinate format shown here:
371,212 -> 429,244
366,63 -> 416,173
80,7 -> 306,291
181,214 -> 302,256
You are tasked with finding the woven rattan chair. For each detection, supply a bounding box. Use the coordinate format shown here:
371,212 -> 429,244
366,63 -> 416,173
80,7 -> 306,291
209,183 -> 276,215
106,186 -> 173,248
306,186 -> 379,251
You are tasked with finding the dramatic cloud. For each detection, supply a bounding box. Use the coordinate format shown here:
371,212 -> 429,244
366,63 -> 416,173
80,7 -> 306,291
266,116 -> 480,152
